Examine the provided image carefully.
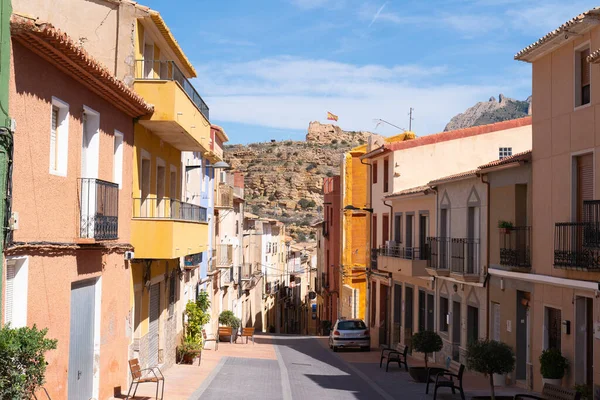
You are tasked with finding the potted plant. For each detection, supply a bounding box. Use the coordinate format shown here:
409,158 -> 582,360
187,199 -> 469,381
408,330 -> 444,383
539,348 -> 568,386
219,310 -> 241,341
498,220 -> 514,234
321,320 -> 332,336
467,339 -> 515,400
179,295 -> 210,364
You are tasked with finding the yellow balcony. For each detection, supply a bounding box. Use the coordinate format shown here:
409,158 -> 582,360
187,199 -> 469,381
131,198 -> 209,259
376,246 -> 428,277
134,60 -> 211,152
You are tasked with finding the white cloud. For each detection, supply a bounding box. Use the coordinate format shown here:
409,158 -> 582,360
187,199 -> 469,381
507,1 -> 599,34
369,2 -> 389,27
194,57 -> 520,137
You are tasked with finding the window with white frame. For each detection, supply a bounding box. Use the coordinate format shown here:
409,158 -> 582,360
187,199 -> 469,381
50,98 -> 69,176
499,147 -> 512,160
113,131 -> 124,188
5,257 -> 28,328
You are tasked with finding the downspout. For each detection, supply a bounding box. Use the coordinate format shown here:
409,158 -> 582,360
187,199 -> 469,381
360,157 -> 373,329
383,199 -> 394,345
479,173 -> 491,339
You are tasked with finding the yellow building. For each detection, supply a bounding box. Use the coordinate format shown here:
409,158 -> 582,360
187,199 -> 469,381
130,11 -> 211,369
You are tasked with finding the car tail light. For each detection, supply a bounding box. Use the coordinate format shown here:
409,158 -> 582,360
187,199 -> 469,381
333,330 -> 340,336
364,330 -> 370,336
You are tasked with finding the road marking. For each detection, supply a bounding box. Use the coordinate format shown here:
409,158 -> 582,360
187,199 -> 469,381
274,340 -> 293,400
189,356 -> 228,399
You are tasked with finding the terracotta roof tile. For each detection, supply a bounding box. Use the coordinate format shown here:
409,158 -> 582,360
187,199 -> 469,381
478,150 -> 532,170
11,14 -> 153,117
384,185 -> 432,198
515,8 -> 600,62
428,170 -> 478,186
383,117 -> 531,154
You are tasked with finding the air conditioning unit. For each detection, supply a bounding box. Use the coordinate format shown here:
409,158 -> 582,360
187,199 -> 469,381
124,251 -> 135,260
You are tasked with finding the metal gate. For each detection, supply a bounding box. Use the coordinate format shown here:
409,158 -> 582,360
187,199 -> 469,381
148,283 -> 160,366
68,280 -> 96,400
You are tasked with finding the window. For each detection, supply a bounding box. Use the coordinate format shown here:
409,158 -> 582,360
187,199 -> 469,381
168,273 -> 176,318
50,98 -> 69,176
576,153 -> 593,222
382,214 -> 389,245
5,257 -> 28,328
576,46 -> 591,107
394,214 -> 402,243
440,297 -> 449,332
383,157 -> 389,192
113,131 -> 124,188
499,147 -> 512,160
372,161 -> 378,184
372,214 -> 378,248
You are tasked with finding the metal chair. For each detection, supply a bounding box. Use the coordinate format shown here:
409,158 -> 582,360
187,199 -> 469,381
126,358 -> 164,400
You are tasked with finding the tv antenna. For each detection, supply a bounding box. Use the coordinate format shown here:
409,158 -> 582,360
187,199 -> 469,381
373,118 -> 405,132
408,108 -> 414,131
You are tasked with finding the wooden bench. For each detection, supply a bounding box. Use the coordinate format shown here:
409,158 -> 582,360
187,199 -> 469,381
379,343 -> 409,372
126,358 -> 164,400
514,384 -> 581,400
426,360 -> 465,400
202,329 -> 218,351
240,327 -> 255,344
218,326 -> 234,344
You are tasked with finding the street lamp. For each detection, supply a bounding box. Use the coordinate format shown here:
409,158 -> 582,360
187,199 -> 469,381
185,160 -> 231,171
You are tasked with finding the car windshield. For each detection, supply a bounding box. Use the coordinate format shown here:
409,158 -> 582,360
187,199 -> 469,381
337,320 -> 366,330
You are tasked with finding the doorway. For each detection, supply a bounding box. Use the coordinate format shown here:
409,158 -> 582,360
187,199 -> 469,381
452,301 -> 461,361
68,279 -> 98,400
393,284 -> 402,344
404,286 -> 414,347
575,296 -> 594,386
148,283 -> 160,367
516,291 -> 530,381
427,293 -> 435,331
419,214 -> 428,260
379,284 -> 388,346
467,305 -> 479,344
418,290 -> 426,332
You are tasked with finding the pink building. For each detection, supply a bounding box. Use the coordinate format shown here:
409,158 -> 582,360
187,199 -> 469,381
5,16 -> 151,400
323,176 -> 341,323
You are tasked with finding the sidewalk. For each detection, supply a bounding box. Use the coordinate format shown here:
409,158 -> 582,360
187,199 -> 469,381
112,334 -> 276,400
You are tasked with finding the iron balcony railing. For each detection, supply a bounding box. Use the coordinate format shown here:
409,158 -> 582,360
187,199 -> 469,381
450,238 -> 480,275
427,237 -> 450,270
499,226 -> 531,268
554,222 -> 600,269
132,198 -> 207,222
377,245 -> 427,261
215,183 -> 233,208
216,244 -> 233,267
79,178 -> 119,240
134,59 -> 209,120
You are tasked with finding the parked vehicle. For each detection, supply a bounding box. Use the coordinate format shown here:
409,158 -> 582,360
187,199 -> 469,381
328,319 -> 370,352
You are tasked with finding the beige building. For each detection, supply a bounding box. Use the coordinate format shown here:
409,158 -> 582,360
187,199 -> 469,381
512,8 -> 600,391
364,118 -> 532,348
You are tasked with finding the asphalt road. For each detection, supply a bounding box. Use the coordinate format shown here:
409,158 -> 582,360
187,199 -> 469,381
191,335 -> 394,400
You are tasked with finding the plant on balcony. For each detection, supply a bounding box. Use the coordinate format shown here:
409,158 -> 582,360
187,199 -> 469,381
497,220 -> 514,234
539,348 -> 568,385
0,324 -> 57,399
466,339 -> 515,400
407,330 -> 444,382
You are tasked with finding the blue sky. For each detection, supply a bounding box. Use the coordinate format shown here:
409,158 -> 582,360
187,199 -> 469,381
142,0 -> 598,144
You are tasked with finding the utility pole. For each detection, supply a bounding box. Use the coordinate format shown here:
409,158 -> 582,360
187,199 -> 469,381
408,108 -> 414,131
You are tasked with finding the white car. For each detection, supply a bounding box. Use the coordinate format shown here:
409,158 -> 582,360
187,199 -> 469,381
328,319 -> 370,352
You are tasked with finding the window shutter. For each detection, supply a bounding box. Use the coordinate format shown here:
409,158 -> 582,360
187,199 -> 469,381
50,106 -> 58,171
582,48 -> 591,86
577,154 -> 594,220
5,263 -> 15,324
372,162 -> 378,184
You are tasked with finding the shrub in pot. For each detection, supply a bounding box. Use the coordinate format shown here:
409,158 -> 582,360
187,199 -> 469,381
0,324 -> 58,399
179,299 -> 211,364
408,330 -> 443,383
219,310 -> 241,340
466,339 -> 515,400
539,348 -> 568,386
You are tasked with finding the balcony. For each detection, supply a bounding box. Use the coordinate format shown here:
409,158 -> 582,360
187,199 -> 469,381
79,178 -> 119,241
554,222 -> 600,270
216,244 -> 233,267
427,237 -> 481,282
499,226 -> 531,271
376,245 -> 428,277
131,197 -> 208,259
215,183 -> 233,209
134,60 -> 210,152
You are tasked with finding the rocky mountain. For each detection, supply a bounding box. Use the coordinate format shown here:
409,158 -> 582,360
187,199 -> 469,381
224,122 -> 380,241
444,94 -> 531,131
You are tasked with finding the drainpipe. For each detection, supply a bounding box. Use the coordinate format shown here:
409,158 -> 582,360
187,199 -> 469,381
383,199 -> 394,345
360,157 -> 373,329
479,173 -> 491,339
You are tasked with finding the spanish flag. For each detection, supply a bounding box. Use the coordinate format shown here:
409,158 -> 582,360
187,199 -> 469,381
327,112 -> 338,121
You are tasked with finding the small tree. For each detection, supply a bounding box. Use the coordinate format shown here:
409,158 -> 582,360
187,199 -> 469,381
0,325 -> 57,399
539,348 -> 568,380
219,310 -> 241,330
411,331 -> 443,368
467,339 -> 515,400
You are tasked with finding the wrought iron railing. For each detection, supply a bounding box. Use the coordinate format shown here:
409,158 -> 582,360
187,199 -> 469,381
499,226 -> 531,268
450,238 -> 480,275
377,245 -> 427,260
554,222 -> 600,269
216,244 -> 233,266
427,237 -> 450,270
216,183 -> 233,208
79,178 -> 119,240
134,59 -> 209,120
132,198 -> 207,222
